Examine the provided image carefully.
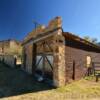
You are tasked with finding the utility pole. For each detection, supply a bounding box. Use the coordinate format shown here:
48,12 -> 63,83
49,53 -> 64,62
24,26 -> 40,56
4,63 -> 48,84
32,20 -> 41,30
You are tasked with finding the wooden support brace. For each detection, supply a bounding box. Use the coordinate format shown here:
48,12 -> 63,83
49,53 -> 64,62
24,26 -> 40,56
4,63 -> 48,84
42,54 -> 45,77
36,56 -> 43,68
45,56 -> 53,70
45,42 -> 53,52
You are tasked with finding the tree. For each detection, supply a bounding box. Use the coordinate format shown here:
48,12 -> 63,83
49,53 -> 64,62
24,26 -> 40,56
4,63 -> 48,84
97,42 -> 100,46
83,36 -> 98,44
91,38 -> 98,44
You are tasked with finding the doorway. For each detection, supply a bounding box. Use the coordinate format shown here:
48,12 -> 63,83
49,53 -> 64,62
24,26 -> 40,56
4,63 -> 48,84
35,54 -> 53,80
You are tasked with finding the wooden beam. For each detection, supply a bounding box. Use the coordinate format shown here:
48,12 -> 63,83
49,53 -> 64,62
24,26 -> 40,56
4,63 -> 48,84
45,41 -> 53,52
45,56 -> 53,70
36,56 -> 42,68
42,54 -> 45,77
37,53 -> 53,55
42,43 -> 45,77
32,43 -> 37,74
22,27 -> 62,45
23,47 -> 26,69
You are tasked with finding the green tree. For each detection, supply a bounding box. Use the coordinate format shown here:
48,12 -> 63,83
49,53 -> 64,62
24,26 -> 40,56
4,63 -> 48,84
83,36 -> 98,44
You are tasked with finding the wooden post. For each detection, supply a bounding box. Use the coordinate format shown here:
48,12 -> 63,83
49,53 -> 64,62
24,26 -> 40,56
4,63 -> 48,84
14,57 -> 17,67
72,60 -> 75,80
32,43 -> 37,74
42,54 -> 45,77
42,42 -> 45,77
96,75 -> 99,82
23,47 -> 26,69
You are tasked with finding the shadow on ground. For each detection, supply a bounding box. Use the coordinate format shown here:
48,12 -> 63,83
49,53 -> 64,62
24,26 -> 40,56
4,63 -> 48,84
0,63 -> 55,98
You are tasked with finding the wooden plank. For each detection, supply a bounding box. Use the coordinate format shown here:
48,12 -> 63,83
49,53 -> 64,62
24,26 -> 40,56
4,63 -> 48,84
92,62 -> 100,82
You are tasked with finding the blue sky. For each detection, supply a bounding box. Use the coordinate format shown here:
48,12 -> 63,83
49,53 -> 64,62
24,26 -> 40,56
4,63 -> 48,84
0,0 -> 100,41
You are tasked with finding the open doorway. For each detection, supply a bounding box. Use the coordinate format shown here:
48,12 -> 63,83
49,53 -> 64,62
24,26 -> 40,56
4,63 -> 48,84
32,39 -> 54,85
35,54 -> 53,81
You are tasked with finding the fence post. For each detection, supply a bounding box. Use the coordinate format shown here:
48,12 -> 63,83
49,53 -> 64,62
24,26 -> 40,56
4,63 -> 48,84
72,60 -> 75,80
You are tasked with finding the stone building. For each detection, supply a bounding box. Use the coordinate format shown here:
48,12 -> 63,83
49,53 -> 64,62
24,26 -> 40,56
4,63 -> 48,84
0,39 -> 22,67
22,17 -> 100,87
0,39 -> 22,55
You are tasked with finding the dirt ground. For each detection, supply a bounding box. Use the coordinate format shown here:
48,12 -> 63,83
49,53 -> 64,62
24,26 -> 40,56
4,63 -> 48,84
0,63 -> 53,99
0,63 -> 100,100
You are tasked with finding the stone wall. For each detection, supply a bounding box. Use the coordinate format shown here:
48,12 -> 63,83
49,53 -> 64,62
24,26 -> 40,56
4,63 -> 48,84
0,55 -> 16,67
23,16 -> 62,44
22,16 -> 100,87
53,30 -> 66,87
0,40 -> 22,55
0,55 -> 4,61
22,42 -> 33,74
22,17 -> 67,87
9,40 -> 22,55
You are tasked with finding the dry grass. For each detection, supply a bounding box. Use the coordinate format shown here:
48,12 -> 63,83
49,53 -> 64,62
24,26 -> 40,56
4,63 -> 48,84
2,80 -> 100,100
0,63 -> 100,100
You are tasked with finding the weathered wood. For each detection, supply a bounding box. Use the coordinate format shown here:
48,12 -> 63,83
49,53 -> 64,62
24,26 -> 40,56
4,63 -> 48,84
36,56 -> 42,68
23,47 -> 26,69
36,53 -> 53,55
92,62 -> 100,76
45,42 -> 53,52
96,74 -> 100,82
42,43 -> 45,77
92,62 -> 100,82
45,56 -> 53,70
42,54 -> 45,77
72,60 -> 75,80
32,43 -> 37,74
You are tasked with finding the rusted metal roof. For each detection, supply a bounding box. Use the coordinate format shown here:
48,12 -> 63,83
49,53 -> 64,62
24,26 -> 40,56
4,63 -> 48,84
63,32 -> 100,51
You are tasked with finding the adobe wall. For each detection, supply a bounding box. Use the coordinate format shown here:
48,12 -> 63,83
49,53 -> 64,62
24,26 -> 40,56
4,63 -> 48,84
65,39 -> 100,83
